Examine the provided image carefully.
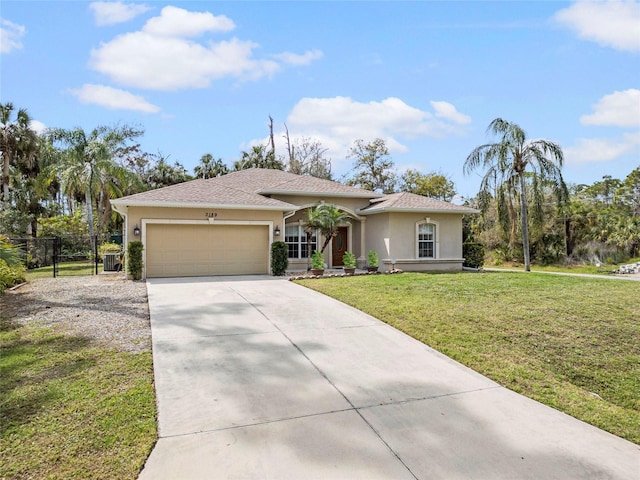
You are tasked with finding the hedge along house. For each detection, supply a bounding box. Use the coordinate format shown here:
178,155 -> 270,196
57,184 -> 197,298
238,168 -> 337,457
110,168 -> 478,279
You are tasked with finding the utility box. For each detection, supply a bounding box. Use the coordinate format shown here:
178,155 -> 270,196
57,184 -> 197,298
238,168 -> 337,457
103,253 -> 119,272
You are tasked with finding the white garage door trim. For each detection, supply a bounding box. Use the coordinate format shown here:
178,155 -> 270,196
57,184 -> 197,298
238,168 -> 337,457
141,218 -> 274,279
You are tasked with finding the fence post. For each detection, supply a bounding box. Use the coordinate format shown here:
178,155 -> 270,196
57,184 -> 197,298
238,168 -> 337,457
93,235 -> 99,275
53,237 -> 61,278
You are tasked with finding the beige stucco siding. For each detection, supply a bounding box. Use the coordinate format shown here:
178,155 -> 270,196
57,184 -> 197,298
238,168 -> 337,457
363,212 -> 464,272
364,213 -> 391,260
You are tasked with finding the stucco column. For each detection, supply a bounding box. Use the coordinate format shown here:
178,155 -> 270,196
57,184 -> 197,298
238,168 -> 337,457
360,218 -> 367,266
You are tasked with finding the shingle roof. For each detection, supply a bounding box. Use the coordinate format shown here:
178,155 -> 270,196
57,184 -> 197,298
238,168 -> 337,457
111,168 -> 478,214
110,177 -> 297,210
216,168 -> 381,198
359,192 -> 479,214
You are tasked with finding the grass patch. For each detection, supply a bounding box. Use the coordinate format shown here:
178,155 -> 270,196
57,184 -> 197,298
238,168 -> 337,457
26,261 -> 96,280
297,272 -> 640,444
490,257 -> 639,275
0,318 -> 157,479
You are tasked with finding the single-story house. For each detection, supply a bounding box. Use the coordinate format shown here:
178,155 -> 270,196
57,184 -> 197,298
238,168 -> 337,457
110,168 -> 478,278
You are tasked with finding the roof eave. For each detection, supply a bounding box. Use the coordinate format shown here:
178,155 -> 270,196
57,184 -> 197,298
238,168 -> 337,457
358,207 -> 480,215
259,189 -> 383,199
109,200 -> 296,211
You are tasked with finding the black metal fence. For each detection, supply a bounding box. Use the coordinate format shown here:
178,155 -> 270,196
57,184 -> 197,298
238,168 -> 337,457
9,234 -> 118,277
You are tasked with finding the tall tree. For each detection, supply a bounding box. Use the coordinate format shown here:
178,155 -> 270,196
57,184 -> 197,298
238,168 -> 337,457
194,153 -> 228,179
283,128 -> 332,180
345,138 -> 396,193
401,169 -> 456,202
0,102 -> 38,207
145,157 -> 190,189
48,125 -> 143,239
464,118 -> 568,271
234,145 -> 284,171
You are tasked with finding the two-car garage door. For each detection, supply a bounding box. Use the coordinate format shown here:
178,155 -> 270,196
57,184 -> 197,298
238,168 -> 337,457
145,224 -> 269,278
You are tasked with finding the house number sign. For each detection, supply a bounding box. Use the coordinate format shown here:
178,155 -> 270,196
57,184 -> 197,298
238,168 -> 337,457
205,212 -> 217,218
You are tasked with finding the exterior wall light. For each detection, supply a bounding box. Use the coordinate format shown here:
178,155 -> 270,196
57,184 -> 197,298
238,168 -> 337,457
274,225 -> 281,237
133,224 -> 141,236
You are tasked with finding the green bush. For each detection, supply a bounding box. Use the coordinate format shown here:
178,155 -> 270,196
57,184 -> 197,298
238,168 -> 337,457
367,250 -> 379,268
127,241 -> 144,280
312,250 -> 324,270
38,211 -> 89,238
98,242 -> 122,261
343,251 -> 356,268
0,259 -> 26,293
271,241 -> 288,276
463,242 -> 485,268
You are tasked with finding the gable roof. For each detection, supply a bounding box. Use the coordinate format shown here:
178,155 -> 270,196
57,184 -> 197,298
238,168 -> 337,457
110,176 -> 298,211
359,192 -> 479,215
215,168 -> 381,198
111,168 -> 477,215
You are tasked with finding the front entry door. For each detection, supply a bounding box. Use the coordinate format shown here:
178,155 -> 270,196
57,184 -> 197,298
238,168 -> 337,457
331,226 -> 348,266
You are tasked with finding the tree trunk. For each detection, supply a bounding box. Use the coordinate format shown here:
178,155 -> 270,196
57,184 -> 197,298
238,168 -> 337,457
2,151 -> 12,206
85,185 -> 95,240
519,173 -> 531,271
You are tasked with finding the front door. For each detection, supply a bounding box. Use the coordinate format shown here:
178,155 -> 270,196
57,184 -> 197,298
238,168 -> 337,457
331,226 -> 348,267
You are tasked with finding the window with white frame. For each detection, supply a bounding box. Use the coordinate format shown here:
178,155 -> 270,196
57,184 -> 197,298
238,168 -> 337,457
285,225 -> 317,259
418,223 -> 436,258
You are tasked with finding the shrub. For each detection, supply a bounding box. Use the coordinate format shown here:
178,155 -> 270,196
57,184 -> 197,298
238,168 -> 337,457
38,211 -> 89,238
127,241 -> 144,280
271,241 -> 288,276
343,251 -> 356,268
0,258 -> 26,293
367,250 -> 379,268
463,242 -> 485,268
312,250 -> 324,270
98,242 -> 122,261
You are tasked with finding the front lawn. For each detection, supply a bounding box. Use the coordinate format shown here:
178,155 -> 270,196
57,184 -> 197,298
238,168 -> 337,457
0,319 -> 156,479
296,272 -> 640,444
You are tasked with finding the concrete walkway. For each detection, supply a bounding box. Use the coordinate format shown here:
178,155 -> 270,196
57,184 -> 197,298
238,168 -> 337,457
139,276 -> 638,479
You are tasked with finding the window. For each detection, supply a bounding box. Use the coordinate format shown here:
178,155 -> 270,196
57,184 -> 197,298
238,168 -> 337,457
418,223 -> 435,258
285,225 -> 317,259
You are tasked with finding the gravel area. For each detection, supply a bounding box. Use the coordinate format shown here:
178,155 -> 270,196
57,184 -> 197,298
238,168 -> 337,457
0,275 -> 151,353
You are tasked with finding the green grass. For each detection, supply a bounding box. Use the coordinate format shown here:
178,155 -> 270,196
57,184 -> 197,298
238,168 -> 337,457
26,261 -> 97,280
0,319 -> 157,479
297,272 -> 640,444
490,257 -> 640,275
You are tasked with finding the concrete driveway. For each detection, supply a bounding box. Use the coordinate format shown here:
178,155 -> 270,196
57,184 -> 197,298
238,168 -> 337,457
139,276 -> 638,479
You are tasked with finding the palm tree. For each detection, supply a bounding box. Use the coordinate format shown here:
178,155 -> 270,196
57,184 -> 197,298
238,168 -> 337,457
0,102 -> 38,207
194,153 -> 228,179
464,118 -> 568,271
48,125 -> 143,240
305,203 -> 351,254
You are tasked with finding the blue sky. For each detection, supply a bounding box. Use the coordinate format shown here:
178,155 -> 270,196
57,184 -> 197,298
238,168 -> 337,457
1,0 -> 638,199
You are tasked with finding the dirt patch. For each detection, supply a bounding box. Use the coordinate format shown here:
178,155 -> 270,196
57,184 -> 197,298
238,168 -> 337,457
0,275 -> 151,353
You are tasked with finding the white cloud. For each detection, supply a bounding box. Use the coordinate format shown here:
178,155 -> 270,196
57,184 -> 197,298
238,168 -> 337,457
247,96 -> 471,165
143,5 -> 234,37
70,84 -> 160,113
273,49 -> 323,66
0,18 -> 26,54
29,120 -> 47,135
554,0 -> 640,52
565,131 -> 640,163
90,1 -> 151,26
89,6 -> 316,90
430,101 -> 472,125
580,89 -> 640,127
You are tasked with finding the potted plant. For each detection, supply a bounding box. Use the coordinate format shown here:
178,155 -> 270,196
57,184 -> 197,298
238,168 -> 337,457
311,250 -> 325,276
367,250 -> 379,272
343,251 -> 356,274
